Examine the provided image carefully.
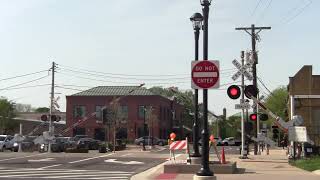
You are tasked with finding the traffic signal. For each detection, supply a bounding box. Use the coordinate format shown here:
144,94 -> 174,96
40,115 -> 48,121
249,113 -> 257,121
259,113 -> 268,121
244,85 -> 259,99
272,125 -> 279,139
227,85 -> 241,99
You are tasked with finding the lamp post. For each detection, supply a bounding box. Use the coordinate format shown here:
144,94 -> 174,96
196,0 -> 214,177
190,12 -> 203,158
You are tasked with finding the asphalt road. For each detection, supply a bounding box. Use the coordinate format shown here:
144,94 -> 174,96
0,145 -> 244,180
0,147 -> 168,180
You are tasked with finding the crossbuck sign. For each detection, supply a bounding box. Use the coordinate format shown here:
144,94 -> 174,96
231,59 -> 253,81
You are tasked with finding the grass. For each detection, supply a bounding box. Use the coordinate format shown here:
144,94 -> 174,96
290,156 -> 320,172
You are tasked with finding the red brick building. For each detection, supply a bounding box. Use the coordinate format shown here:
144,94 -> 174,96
66,86 -> 185,141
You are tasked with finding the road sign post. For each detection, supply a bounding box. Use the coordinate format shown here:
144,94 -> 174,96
191,60 -> 220,89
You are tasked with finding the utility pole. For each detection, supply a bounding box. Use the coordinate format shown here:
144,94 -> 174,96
235,24 -> 271,155
49,61 -> 56,153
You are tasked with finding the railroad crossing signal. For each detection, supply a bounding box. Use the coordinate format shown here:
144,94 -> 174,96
231,59 -> 253,81
244,85 -> 259,99
227,85 -> 241,99
250,113 -> 257,121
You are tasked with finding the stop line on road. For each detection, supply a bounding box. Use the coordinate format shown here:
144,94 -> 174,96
0,167 -> 133,179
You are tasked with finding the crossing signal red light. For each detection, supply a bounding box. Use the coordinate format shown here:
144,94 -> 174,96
249,113 -> 257,121
40,115 -> 48,121
244,85 -> 259,99
227,85 -> 241,99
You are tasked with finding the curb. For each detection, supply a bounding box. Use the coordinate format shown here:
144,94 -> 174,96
313,170 -> 320,175
131,161 -> 167,180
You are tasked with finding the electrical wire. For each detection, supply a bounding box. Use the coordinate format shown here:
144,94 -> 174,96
1,84 -> 51,91
0,69 -> 49,82
57,63 -> 237,77
250,0 -> 263,18
257,76 -> 274,96
0,75 -> 49,91
281,0 -> 312,25
255,0 -> 273,23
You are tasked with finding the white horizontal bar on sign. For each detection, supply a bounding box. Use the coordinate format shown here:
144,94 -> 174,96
193,72 -> 218,77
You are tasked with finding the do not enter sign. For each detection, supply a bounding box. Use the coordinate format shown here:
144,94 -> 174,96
191,60 -> 220,89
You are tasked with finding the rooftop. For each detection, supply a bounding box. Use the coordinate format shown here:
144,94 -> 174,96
70,86 -> 156,96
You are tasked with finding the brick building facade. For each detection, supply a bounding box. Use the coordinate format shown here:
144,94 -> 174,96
288,65 -> 320,146
66,86 -> 184,141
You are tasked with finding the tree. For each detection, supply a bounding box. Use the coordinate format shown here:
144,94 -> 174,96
14,103 -> 32,112
149,86 -> 195,130
0,98 -> 18,134
264,86 -> 288,123
35,107 -> 50,113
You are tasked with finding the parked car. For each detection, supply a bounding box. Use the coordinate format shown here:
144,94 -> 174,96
222,137 -> 241,146
76,138 -> 100,150
73,135 -> 88,141
51,137 -> 70,152
134,136 -> 167,146
0,135 -> 13,151
2,136 -> 36,152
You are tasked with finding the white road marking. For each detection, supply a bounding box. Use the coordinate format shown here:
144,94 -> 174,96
0,167 -> 133,179
155,147 -> 166,152
38,164 -> 62,169
104,159 -> 144,165
68,153 -> 113,164
28,158 -> 55,162
0,153 -> 48,162
120,153 -> 132,157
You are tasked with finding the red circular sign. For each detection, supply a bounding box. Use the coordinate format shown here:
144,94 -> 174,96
192,61 -> 219,89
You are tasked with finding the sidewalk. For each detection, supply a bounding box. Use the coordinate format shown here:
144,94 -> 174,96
131,148 -> 319,180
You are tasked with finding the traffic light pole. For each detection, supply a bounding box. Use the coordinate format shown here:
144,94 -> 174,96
235,24 -> 271,155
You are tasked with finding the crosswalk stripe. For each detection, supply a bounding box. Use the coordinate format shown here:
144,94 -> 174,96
0,167 -> 133,179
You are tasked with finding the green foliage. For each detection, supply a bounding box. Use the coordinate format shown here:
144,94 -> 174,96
149,86 -> 195,129
35,107 -> 50,113
264,86 -> 288,126
290,156 -> 320,171
0,98 -> 18,134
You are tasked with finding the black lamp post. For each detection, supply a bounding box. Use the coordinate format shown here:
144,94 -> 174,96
197,0 -> 214,177
190,12 -> 203,158
142,106 -> 146,151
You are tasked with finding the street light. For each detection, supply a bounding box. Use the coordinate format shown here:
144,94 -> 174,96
190,12 -> 203,158
197,0 -> 214,178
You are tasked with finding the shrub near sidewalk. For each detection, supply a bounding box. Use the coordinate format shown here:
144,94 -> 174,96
290,156 -> 320,172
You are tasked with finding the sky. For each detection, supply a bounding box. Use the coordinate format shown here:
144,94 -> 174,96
0,0 -> 318,117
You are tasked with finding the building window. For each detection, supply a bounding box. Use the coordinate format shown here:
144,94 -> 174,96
73,105 -> 86,118
95,105 -> 103,119
138,105 -> 145,119
119,105 -> 128,120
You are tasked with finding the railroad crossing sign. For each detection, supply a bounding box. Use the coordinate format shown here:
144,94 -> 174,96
231,59 -> 253,81
191,60 -> 220,89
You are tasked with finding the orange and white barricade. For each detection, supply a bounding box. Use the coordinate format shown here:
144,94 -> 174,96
169,137 -> 189,161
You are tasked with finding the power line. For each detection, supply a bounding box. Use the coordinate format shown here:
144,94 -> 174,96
1,84 -> 51,91
255,0 -> 273,23
57,63 -> 237,77
257,76 -> 274,96
281,0 -> 312,25
0,69 -> 49,82
0,75 -> 49,91
250,0 -> 263,18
